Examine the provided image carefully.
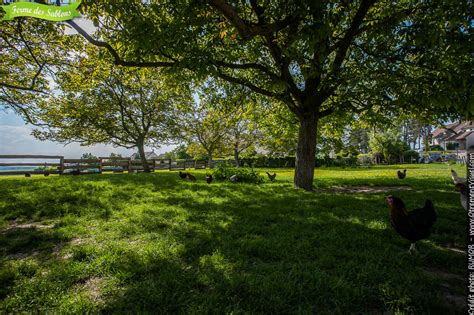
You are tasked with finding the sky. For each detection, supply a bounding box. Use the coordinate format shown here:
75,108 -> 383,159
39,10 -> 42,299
0,109 -> 175,158
1,18 -> 175,159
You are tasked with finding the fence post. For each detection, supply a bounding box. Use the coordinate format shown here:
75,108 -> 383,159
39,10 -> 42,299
168,159 -> 172,171
59,156 -> 64,174
98,158 -> 103,173
128,158 -> 132,173
184,159 -> 187,170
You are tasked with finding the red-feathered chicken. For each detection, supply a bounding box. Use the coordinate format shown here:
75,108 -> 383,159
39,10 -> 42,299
385,195 -> 437,253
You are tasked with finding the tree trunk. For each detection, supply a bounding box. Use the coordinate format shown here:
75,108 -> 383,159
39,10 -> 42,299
137,141 -> 150,173
294,114 -> 318,191
207,151 -> 213,169
234,147 -> 240,167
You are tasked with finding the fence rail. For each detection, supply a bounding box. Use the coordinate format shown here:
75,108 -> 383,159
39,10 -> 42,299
0,155 -> 211,176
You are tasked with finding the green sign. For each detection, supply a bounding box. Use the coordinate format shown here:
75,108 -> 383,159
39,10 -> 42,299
1,1 -> 81,21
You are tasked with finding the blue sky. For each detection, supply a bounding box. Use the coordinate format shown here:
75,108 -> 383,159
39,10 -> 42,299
0,109 -> 174,158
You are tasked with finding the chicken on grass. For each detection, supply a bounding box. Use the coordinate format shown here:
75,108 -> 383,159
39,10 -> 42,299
266,172 -> 277,182
206,174 -> 213,184
450,169 -> 466,185
397,169 -> 407,179
186,173 -> 196,181
179,171 -> 187,179
385,195 -> 437,253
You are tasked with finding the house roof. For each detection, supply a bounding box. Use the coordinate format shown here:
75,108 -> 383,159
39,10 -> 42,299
453,131 -> 473,141
131,151 -> 158,159
432,121 -> 474,139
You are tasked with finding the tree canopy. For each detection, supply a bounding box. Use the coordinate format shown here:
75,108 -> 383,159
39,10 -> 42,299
1,0 -> 471,189
32,50 -> 189,171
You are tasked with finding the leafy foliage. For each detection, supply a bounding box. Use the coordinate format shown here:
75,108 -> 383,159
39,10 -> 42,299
212,162 -> 264,183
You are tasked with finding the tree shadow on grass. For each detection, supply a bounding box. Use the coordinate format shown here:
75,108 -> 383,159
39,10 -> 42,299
100,180 -> 466,314
0,172 -> 467,313
0,224 -> 71,300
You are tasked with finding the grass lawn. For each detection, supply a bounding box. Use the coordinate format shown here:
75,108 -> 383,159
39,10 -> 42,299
0,164 -> 467,313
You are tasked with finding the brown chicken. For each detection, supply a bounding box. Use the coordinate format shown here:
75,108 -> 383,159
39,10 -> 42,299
386,195 -> 436,253
186,173 -> 196,181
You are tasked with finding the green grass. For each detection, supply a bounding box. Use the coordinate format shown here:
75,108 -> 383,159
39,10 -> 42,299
0,164 -> 467,313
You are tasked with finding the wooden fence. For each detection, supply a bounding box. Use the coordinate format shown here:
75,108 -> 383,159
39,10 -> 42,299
0,155 -> 208,176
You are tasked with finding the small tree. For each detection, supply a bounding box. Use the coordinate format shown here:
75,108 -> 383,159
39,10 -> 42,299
179,102 -> 228,167
81,153 -> 97,160
369,128 -> 409,164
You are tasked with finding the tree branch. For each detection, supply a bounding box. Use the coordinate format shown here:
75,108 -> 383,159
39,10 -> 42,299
331,0 -> 376,74
66,20 -> 175,68
208,0 -> 294,40
214,60 -> 280,82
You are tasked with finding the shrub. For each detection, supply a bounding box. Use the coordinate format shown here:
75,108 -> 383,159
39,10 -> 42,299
357,154 -> 373,165
430,145 -> 443,151
403,150 -> 420,162
213,163 -> 264,183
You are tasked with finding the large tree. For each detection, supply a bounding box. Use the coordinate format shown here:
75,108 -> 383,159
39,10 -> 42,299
0,17 -> 78,123
33,59 -> 187,172
3,1 -> 471,189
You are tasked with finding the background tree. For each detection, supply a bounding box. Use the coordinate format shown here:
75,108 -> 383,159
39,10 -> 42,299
81,152 -> 97,160
369,128 -> 409,164
179,99 -> 229,167
167,145 -> 192,160
226,110 -> 261,167
33,53 -> 187,172
257,102 -> 298,157
109,152 -> 123,159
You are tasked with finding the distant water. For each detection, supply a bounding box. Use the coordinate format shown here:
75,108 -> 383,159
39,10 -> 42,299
0,166 -> 36,171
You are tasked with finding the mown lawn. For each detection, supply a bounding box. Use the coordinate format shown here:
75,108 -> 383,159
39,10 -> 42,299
0,164 -> 467,313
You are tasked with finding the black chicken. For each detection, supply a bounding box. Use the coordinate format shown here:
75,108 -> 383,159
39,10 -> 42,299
25,173 -> 31,178
179,171 -> 187,179
206,174 -> 213,184
44,172 -> 50,177
397,169 -> 407,179
266,172 -> 276,182
186,173 -> 196,181
385,195 -> 436,253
